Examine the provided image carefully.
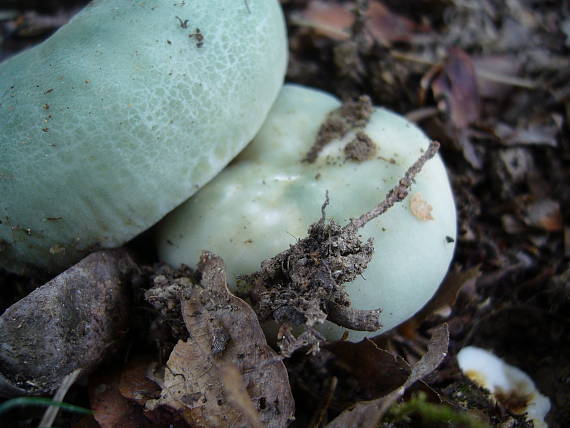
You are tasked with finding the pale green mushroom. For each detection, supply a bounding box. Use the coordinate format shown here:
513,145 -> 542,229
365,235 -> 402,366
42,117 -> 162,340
157,84 -> 457,341
0,0 -> 287,275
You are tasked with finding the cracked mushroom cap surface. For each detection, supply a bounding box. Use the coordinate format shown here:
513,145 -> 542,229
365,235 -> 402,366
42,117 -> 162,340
157,84 -> 457,341
0,0 -> 287,275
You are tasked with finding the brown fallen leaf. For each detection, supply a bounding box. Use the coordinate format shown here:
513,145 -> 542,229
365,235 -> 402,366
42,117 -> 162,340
324,324 -> 449,428
324,339 -> 410,404
297,0 -> 428,44
523,198 -> 563,232
430,48 -> 481,129
147,252 -> 294,428
89,367 -> 155,428
221,364 -> 264,428
118,358 -> 163,407
297,1 -> 352,40
398,265 -> 481,335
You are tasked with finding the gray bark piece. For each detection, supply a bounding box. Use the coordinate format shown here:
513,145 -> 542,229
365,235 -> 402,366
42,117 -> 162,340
0,249 -> 135,396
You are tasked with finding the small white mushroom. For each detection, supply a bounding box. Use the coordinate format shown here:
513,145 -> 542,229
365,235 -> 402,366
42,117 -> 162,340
457,346 -> 551,428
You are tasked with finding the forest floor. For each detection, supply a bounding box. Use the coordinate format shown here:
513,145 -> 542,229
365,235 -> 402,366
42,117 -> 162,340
0,0 -> 569,427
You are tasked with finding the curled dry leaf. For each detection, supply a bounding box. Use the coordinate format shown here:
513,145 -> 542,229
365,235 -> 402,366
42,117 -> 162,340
89,366 -> 155,428
523,198 -> 563,232
298,0 -> 428,45
147,252 -> 294,428
324,324 -> 449,428
430,48 -> 481,129
0,249 -> 135,396
118,358 -> 163,407
399,265 -> 481,333
221,364 -> 264,428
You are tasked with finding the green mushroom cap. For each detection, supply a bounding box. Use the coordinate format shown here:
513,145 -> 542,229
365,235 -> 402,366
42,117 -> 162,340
157,84 -> 457,341
0,0 -> 287,275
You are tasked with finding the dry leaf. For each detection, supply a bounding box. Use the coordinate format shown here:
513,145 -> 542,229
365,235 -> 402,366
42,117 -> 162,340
324,324 -> 449,428
221,364 -> 264,428
298,1 -> 352,40
399,265 -> 481,333
297,0 -> 427,44
89,367 -> 154,428
118,358 -> 162,406
147,252 -> 294,428
431,48 -> 481,128
523,198 -> 563,232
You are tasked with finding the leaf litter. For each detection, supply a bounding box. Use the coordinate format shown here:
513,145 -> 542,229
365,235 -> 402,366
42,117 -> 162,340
1,0 -> 570,426
144,252 -> 295,428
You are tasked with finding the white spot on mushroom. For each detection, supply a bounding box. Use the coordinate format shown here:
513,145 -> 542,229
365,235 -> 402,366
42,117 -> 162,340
410,192 -> 434,221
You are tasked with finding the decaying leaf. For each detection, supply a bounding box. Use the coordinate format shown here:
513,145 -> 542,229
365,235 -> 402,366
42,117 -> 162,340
399,265 -> 481,333
523,198 -> 563,232
89,366 -> 155,428
296,0 -> 429,45
147,252 -> 294,428
324,324 -> 449,428
221,364 -> 264,428
0,249 -> 135,396
430,48 -> 481,129
118,358 -> 163,407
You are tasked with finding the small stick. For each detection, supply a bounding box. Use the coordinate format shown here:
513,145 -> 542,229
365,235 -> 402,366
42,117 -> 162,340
38,369 -> 82,428
344,140 -> 440,232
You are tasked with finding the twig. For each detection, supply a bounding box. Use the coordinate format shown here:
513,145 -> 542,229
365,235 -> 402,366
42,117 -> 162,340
391,50 -> 538,89
344,140 -> 440,232
308,376 -> 338,428
405,107 -> 440,123
318,191 -> 330,225
38,368 -> 82,428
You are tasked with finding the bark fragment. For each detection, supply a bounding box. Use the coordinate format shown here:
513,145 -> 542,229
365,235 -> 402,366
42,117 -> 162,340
0,249 -> 135,396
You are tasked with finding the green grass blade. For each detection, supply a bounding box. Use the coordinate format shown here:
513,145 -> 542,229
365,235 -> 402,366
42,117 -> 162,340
0,397 -> 91,415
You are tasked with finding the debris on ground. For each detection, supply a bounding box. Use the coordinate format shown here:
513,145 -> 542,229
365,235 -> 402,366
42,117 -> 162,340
0,249 -> 135,396
1,0 -> 569,426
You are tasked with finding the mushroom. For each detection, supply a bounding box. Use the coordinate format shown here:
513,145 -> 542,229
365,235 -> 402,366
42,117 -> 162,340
156,84 -> 457,341
0,0 -> 287,276
457,346 -> 551,427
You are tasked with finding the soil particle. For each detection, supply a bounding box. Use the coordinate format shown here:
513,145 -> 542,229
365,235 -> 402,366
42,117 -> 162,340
304,95 -> 373,163
344,130 -> 377,162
